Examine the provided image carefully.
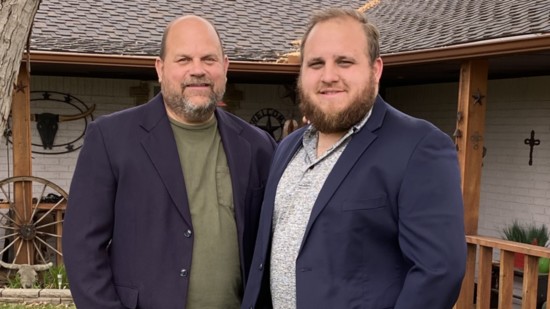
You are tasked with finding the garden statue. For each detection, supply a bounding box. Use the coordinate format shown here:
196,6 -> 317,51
0,260 -> 53,288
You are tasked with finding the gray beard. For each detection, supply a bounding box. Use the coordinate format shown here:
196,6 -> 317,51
163,92 -> 218,123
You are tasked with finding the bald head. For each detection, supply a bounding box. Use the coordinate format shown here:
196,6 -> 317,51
159,15 -> 225,60
155,14 -> 229,124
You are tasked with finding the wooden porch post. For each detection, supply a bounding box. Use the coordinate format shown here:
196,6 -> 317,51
455,58 -> 488,235
453,59 -> 488,309
11,63 -> 33,264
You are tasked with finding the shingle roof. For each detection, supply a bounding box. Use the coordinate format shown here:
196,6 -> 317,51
370,0 -> 550,54
30,0 -> 550,62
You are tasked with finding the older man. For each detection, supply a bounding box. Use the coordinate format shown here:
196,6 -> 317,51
63,15 -> 276,309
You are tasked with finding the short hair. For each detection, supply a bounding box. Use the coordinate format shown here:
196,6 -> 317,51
300,8 -> 380,63
159,16 -> 225,59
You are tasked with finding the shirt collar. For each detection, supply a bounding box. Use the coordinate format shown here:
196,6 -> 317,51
301,108 -> 373,163
303,107 -> 373,141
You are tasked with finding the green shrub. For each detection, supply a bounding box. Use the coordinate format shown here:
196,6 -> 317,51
42,264 -> 69,289
3,264 -> 69,289
503,220 -> 549,246
0,305 -> 75,308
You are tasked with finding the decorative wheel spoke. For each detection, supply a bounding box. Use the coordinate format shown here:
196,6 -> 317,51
0,236 -> 20,257
0,231 -> 19,241
34,198 -> 66,225
0,176 -> 68,266
36,231 -> 62,238
35,236 -> 63,257
32,239 -> 49,265
36,219 -> 64,230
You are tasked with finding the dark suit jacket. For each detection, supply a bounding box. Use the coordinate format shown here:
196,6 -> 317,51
63,94 -> 276,309
242,96 -> 466,309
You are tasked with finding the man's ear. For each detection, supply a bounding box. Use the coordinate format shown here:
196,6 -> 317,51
223,55 -> 229,75
373,57 -> 384,82
155,57 -> 164,83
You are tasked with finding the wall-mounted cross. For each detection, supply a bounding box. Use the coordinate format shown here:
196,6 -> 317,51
524,130 -> 540,166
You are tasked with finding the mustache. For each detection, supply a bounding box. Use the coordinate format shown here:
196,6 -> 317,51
181,78 -> 213,88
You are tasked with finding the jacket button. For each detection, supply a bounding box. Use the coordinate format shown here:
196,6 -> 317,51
258,263 -> 263,271
184,229 -> 192,238
180,269 -> 188,277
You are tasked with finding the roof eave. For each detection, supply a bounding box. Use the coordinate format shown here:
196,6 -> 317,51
25,33 -> 550,73
382,33 -> 550,66
25,51 -> 300,74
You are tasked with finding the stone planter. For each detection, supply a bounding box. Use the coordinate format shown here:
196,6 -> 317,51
0,288 -> 73,305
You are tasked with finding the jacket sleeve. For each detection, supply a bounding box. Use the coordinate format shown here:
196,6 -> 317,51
394,129 -> 466,309
62,121 -> 125,309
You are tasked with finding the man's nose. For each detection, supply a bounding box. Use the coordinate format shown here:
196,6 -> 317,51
320,63 -> 339,83
189,59 -> 206,76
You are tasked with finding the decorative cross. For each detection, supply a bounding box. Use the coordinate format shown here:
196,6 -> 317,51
470,132 -> 483,150
524,130 -> 540,166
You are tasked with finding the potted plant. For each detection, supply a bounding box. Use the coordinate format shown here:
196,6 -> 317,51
501,221 -> 549,308
502,220 -> 549,269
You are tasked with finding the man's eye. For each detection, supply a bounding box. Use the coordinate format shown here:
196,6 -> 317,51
338,60 -> 354,67
308,62 -> 323,69
204,58 -> 216,64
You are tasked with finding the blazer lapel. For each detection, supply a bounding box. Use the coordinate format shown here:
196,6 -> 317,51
216,110 -> 250,216
140,95 -> 193,228
300,96 -> 388,249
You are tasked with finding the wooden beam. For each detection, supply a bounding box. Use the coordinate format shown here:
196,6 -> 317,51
499,251 -> 515,309
382,33 -> 550,66
11,64 -> 33,264
454,243 -> 476,309
476,245 -> 493,308
26,51 -> 301,74
522,255 -> 540,309
456,59 -> 488,235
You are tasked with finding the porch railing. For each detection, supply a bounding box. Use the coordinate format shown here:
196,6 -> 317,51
454,235 -> 550,309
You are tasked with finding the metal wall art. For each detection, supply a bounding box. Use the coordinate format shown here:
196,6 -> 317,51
5,91 -> 95,155
250,108 -> 286,141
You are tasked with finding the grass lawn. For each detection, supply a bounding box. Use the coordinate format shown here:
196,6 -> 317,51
0,305 -> 75,308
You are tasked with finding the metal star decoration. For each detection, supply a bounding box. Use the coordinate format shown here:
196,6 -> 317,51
13,81 -> 27,93
472,90 -> 485,105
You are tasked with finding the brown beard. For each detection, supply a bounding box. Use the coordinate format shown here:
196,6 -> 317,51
298,73 -> 377,134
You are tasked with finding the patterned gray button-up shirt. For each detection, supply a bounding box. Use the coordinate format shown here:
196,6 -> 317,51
270,110 -> 372,309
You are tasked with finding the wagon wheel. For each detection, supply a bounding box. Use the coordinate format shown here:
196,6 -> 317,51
0,176 -> 68,266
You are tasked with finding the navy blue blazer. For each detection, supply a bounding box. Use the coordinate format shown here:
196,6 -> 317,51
63,94 -> 276,309
242,96 -> 466,309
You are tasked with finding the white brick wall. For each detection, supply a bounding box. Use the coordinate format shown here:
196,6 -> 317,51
0,76 -> 299,195
386,75 -> 550,240
0,76 -> 143,193
481,76 -> 550,239
4,73 -> 549,241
